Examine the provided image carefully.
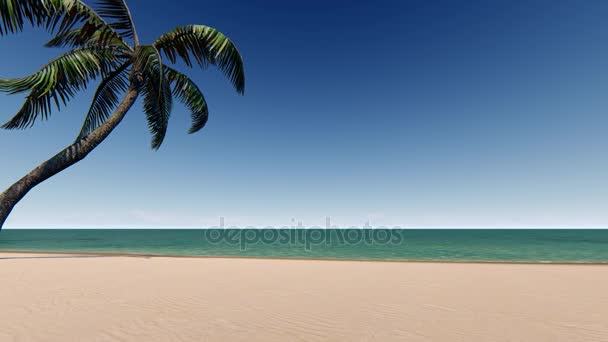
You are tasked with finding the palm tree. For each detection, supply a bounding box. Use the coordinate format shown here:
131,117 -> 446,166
0,0 -> 245,229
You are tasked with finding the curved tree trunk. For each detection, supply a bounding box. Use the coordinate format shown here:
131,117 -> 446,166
0,87 -> 140,229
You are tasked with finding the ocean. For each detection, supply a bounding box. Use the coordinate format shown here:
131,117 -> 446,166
1,229 -> 607,263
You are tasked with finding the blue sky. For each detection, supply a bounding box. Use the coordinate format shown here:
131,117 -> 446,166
1,0 -> 608,228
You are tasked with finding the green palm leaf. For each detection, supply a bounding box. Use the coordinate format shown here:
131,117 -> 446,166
45,26 -> 130,50
0,0 -> 119,44
76,61 -> 130,140
95,0 -> 137,42
153,25 -> 245,94
134,46 -> 172,149
165,66 -> 208,134
0,47 -> 121,129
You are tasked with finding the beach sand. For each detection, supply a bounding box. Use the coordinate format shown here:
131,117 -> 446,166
1,253 -> 607,341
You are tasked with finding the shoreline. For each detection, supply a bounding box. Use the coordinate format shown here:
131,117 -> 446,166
2,250 -> 607,265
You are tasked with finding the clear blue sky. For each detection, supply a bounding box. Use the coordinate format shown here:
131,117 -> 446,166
1,0 -> 608,228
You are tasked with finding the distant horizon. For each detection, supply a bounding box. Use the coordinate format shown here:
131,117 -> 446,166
4,226 -> 608,230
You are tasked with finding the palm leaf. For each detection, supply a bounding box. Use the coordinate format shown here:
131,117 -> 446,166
76,61 -> 130,140
134,46 -> 172,149
165,66 -> 208,134
45,26 -> 130,50
0,0 -> 120,44
153,25 -> 245,94
0,47 -> 120,129
95,0 -> 137,42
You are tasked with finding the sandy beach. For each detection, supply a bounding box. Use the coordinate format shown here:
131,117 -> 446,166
1,253 -> 607,341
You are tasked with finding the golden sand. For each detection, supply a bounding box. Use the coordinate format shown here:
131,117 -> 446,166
1,253 -> 607,341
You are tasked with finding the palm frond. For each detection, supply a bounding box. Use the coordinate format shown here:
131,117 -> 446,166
0,47 -> 120,129
165,66 -> 208,134
76,61 -> 130,140
0,0 -> 119,44
134,46 -> 172,149
45,26 -> 130,50
153,25 -> 245,94
95,0 -> 137,42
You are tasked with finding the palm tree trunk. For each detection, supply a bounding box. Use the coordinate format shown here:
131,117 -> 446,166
0,87 -> 140,229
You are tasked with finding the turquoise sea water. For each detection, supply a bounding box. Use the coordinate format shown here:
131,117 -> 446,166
1,229 -> 607,263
